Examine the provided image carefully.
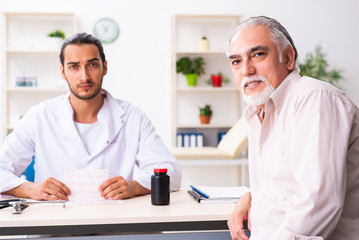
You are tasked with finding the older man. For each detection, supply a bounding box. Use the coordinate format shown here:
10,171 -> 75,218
227,16 -> 359,240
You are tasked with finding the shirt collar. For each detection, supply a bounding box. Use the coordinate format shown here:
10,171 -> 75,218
62,88 -> 125,121
269,68 -> 301,114
97,89 -> 125,123
244,68 -> 301,120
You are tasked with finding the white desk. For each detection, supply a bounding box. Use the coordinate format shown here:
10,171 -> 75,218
0,191 -> 237,237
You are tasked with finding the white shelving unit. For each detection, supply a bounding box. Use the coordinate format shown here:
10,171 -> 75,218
1,12 -> 77,142
171,15 -> 243,148
171,15 -> 249,188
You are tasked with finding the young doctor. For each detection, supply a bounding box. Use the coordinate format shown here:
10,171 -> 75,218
0,32 -> 182,201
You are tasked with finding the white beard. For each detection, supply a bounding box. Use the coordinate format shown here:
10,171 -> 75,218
241,76 -> 275,106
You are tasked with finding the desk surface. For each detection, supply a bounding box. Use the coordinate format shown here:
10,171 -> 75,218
0,190 -> 236,236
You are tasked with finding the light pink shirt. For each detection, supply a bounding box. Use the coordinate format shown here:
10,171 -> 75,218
245,69 -> 359,239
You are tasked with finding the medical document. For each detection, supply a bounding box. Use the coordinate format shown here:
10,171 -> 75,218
64,169 -> 121,204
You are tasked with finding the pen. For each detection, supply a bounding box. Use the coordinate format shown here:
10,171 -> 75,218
190,185 -> 209,199
187,190 -> 206,202
187,190 -> 201,202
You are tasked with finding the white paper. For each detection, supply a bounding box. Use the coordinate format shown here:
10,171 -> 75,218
64,169 -> 108,202
193,185 -> 250,199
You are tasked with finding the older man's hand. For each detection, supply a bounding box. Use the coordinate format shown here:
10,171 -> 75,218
227,192 -> 252,240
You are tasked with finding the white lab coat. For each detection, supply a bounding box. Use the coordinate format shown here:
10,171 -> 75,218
0,90 -> 182,192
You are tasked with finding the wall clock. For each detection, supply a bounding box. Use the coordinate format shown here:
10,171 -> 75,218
93,18 -> 119,44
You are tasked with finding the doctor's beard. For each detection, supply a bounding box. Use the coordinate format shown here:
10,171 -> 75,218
241,76 -> 275,106
66,77 -> 103,100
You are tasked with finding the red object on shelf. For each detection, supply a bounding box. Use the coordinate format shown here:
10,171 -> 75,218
211,75 -> 222,87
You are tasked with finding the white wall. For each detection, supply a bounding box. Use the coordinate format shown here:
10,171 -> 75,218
1,0 -> 359,147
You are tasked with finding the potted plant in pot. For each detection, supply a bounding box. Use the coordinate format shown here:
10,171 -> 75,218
199,104 -> 212,124
47,30 -> 66,49
47,30 -> 66,40
298,45 -> 344,89
176,57 -> 205,87
206,72 -> 230,87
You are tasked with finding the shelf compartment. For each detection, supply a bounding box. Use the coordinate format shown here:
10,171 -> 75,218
176,127 -> 231,147
176,124 -> 233,128
174,15 -> 240,53
5,13 -> 75,50
5,49 -> 59,54
176,51 -> 227,56
178,158 -> 248,166
6,52 -> 65,89
176,87 -> 238,92
6,87 -> 68,92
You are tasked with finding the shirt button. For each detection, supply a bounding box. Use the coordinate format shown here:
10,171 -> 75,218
106,140 -> 109,144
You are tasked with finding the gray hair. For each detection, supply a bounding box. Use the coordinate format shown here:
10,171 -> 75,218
226,16 -> 298,66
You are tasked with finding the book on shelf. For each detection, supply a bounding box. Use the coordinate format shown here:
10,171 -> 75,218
188,185 -> 250,203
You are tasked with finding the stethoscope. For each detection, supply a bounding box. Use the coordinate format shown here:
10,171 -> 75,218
0,198 -> 65,214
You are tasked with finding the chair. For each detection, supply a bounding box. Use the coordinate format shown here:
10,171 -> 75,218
171,116 -> 248,159
25,156 -> 35,182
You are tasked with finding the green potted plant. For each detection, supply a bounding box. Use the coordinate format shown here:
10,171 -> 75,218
176,57 -> 205,86
47,30 -> 66,49
199,104 -> 212,124
298,45 -> 343,89
206,72 -> 230,87
47,30 -> 66,40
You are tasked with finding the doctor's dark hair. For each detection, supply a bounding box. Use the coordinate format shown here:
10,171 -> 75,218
226,16 -> 298,67
59,32 -> 106,66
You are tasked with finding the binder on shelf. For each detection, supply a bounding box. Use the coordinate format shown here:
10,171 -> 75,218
176,133 -> 183,148
183,134 -> 190,147
188,185 -> 250,203
176,133 -> 204,148
218,132 -> 227,143
196,133 -> 204,147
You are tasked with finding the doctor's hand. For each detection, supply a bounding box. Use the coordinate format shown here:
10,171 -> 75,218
227,192 -> 252,240
98,176 -> 150,200
3,177 -> 71,201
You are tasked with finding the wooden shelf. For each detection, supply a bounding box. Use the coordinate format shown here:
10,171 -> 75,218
176,51 -> 227,56
5,49 -> 59,54
176,124 -> 233,129
4,12 -> 74,17
178,158 -> 248,166
6,87 -> 67,92
175,14 -> 240,19
5,126 -> 14,130
176,87 -> 238,92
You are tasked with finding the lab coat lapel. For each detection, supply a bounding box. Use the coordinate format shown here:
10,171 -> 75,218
90,91 -> 125,159
56,94 -> 90,158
